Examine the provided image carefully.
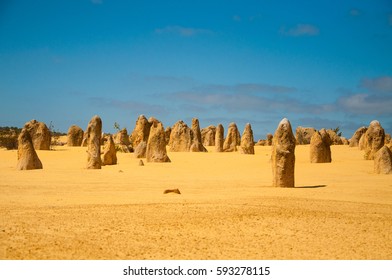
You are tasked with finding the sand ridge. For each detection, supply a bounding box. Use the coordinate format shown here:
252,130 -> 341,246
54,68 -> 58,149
0,145 -> 391,259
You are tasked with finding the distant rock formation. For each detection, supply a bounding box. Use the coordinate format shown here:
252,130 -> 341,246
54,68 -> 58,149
374,146 -> 392,174
130,115 -> 152,148
310,129 -> 332,163
239,123 -> 255,154
215,124 -> 224,152
114,128 -> 132,153
146,120 -> 171,162
326,129 -> 343,145
0,128 -> 19,150
201,125 -> 216,146
169,120 -> 193,152
67,125 -> 84,147
295,127 -> 316,145
86,115 -> 102,169
190,118 -> 208,152
101,135 -> 117,165
349,126 -> 367,147
223,122 -> 240,152
16,128 -> 43,170
24,120 -> 51,150
272,118 -> 296,188
266,134 -> 273,146
363,120 -> 385,160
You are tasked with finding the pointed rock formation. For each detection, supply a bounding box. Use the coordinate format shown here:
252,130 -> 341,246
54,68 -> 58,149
272,118 -> 296,188
363,120 -> 385,160
16,128 -> 43,170
190,118 -> 207,152
223,122 -> 240,152
130,115 -> 152,148
86,115 -> 102,169
201,125 -> 216,146
101,135 -> 117,165
374,146 -> 392,174
295,127 -> 316,145
310,129 -> 332,163
349,126 -> 367,147
239,123 -> 255,154
146,120 -> 171,162
168,120 -> 193,152
24,120 -> 51,150
215,124 -> 224,152
67,125 -> 84,147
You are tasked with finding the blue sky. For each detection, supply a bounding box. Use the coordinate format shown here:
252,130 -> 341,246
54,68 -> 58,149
0,0 -> 391,139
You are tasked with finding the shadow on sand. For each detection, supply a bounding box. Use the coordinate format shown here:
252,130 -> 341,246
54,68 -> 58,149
295,185 -> 327,189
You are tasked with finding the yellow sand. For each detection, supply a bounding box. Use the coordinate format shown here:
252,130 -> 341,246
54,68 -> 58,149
0,145 -> 391,259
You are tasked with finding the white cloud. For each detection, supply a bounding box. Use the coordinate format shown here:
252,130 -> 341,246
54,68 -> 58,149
280,24 -> 319,37
155,25 -> 213,37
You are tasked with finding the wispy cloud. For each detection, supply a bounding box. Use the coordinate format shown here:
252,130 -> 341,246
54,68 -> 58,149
163,81 -> 335,116
349,9 -> 362,17
280,24 -> 320,37
233,15 -> 241,22
337,93 -> 392,115
360,76 -> 392,93
155,25 -> 213,37
89,97 -> 168,115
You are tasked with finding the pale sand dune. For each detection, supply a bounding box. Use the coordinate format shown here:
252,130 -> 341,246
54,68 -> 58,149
0,145 -> 391,259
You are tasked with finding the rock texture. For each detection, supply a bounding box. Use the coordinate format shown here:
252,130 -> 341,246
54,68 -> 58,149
190,118 -> 207,152
165,127 -> 172,145
326,129 -> 343,145
101,135 -> 117,165
266,134 -> 273,146
16,128 -> 43,170
223,123 -> 240,152
310,129 -> 332,163
363,120 -> 385,160
374,146 -> 392,174
86,115 -> 102,169
201,125 -> 216,146
169,120 -> 193,152
133,141 -> 147,158
239,123 -> 255,154
67,125 -> 84,147
130,115 -> 152,148
295,127 -> 316,145
349,127 -> 367,147
215,124 -> 224,152
272,118 -> 296,188
146,120 -> 171,162
114,128 -> 132,153
24,120 -> 51,150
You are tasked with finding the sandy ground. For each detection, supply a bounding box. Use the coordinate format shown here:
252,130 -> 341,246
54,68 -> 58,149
0,144 -> 391,260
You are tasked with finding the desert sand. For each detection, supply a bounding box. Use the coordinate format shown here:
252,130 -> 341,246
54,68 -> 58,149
0,145 -> 391,259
